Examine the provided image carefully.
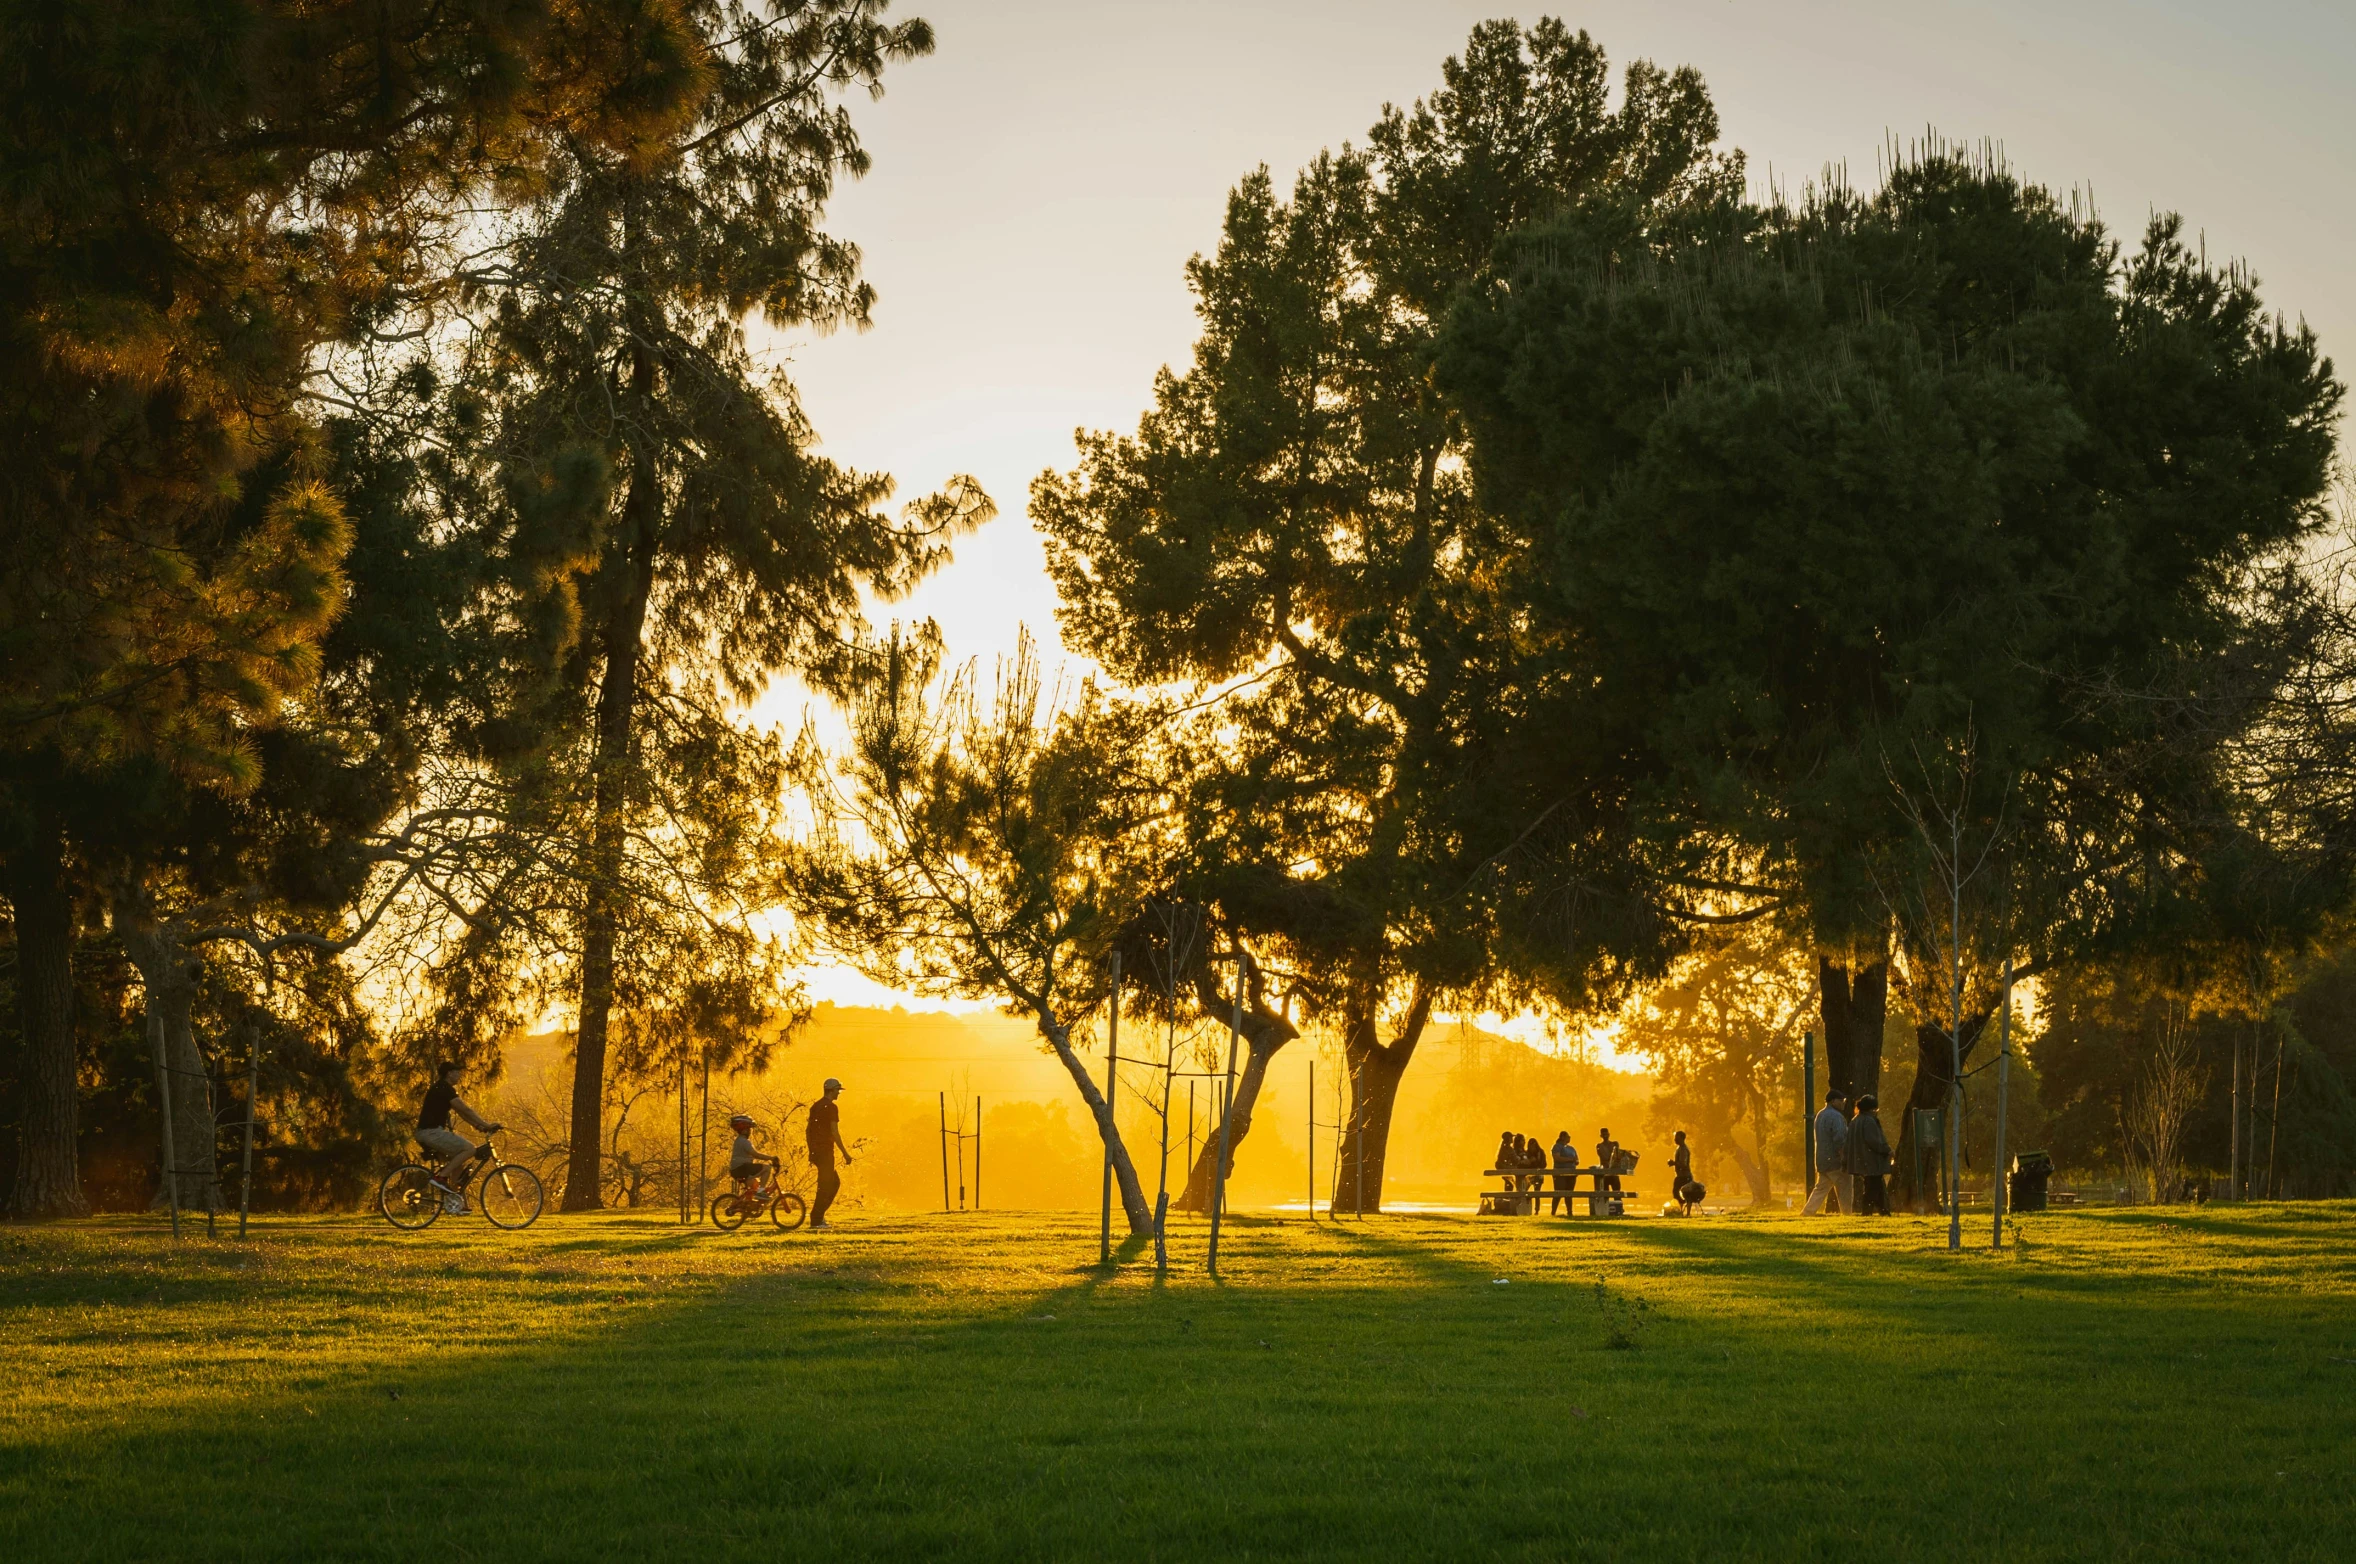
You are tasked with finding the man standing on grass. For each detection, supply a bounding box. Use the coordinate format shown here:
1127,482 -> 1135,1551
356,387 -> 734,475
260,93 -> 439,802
1804,1092 -> 1852,1214
807,1077 -> 852,1229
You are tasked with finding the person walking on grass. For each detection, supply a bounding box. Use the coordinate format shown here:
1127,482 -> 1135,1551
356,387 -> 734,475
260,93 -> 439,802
1846,1094 -> 1894,1215
1804,1091 -> 1852,1214
807,1077 -> 853,1229
1670,1130 -> 1702,1214
415,1062 -> 501,1216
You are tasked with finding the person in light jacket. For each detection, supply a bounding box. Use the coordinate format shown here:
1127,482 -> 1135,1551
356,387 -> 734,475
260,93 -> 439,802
1804,1091 -> 1852,1214
1845,1094 -> 1894,1215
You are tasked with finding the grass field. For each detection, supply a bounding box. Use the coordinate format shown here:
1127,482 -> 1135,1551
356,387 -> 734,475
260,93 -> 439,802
4,1201 -> 2353,1562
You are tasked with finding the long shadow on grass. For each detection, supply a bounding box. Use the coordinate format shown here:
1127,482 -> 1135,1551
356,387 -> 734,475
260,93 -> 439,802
10,1213 -> 2356,1563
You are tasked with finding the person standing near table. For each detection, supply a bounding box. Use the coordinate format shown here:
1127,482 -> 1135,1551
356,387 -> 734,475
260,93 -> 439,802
1804,1092 -> 1852,1214
807,1077 -> 853,1229
1596,1128 -> 1623,1194
1846,1094 -> 1893,1215
1549,1130 -> 1579,1214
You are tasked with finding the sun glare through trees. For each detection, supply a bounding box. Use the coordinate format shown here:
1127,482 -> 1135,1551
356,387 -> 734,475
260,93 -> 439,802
3,4 -> 2353,1560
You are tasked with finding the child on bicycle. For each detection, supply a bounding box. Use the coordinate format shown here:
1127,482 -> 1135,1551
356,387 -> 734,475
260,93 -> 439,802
727,1113 -> 777,1190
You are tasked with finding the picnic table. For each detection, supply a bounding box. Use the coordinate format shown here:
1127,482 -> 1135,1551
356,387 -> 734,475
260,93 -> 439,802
1477,1165 -> 1638,1218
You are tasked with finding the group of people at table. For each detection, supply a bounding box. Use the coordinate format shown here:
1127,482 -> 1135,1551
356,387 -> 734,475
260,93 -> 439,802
1491,1127 -> 1704,1215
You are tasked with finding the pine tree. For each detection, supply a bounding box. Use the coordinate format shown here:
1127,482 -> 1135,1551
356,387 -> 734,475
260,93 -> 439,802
1034,20 -> 1738,1210
434,1 -> 983,1209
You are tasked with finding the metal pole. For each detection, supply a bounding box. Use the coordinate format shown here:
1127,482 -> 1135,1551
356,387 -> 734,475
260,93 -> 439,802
1948,815 -> 1965,1250
698,1043 -> 711,1219
975,1097 -> 982,1211
238,1023 -> 260,1240
1101,952 -> 1120,1264
939,1091 -> 951,1212
1208,979 -> 1242,1275
1187,1081 -> 1197,1185
1154,956 -> 1175,1275
1355,1098 -> 1365,1220
1803,1030 -> 1817,1193
152,1009 -> 181,1240
1307,1059 -> 1315,1221
2228,1031 -> 2242,1201
2267,1021 -> 2285,1199
1993,959 -> 2011,1248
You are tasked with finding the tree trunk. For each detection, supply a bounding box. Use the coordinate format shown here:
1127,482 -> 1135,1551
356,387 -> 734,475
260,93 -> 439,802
1893,1009 -> 1990,1212
1329,984 -> 1433,1214
1177,1036 -> 1274,1214
1039,1012 -> 1155,1234
562,342 -> 662,1213
1735,1085 -> 1771,1206
1818,956 -> 1889,1102
1177,974 -> 1298,1213
3,801 -> 87,1217
113,893 -> 221,1214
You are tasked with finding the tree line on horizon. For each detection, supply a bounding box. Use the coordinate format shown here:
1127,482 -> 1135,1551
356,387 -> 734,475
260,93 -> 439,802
4,7 -> 2352,1223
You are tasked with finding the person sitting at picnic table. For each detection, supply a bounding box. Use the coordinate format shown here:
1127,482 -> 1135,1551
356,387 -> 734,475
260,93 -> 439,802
1596,1128 -> 1623,1194
1521,1130 -> 1548,1198
1550,1130 -> 1579,1214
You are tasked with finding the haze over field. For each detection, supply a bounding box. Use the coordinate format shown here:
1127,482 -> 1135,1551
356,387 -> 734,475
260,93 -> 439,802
495,1007 -> 1663,1212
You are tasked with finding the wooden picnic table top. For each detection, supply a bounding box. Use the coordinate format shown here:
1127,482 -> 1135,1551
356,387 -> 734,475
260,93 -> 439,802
1482,1165 -> 1617,1178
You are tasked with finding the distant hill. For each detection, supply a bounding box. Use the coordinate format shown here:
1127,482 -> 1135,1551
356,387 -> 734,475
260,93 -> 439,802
489,1004 -> 1659,1212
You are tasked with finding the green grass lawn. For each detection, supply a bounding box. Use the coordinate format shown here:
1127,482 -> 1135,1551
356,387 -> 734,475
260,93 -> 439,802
4,1201 -> 2353,1562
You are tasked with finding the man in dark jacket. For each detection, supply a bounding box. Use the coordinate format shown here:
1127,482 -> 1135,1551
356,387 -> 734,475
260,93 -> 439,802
1846,1095 -> 1894,1215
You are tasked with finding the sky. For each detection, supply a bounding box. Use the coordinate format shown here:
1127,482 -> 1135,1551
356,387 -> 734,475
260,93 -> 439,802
757,0 -> 2356,1015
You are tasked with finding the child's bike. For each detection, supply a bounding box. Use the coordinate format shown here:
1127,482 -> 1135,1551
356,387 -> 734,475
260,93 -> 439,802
711,1167 -> 807,1231
378,1139 -> 545,1230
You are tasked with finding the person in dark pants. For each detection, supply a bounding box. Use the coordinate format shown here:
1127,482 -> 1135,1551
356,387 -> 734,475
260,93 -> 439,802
807,1077 -> 853,1229
1596,1128 -> 1623,1194
1847,1094 -> 1894,1215
1550,1130 -> 1579,1214
1670,1129 -> 1700,1214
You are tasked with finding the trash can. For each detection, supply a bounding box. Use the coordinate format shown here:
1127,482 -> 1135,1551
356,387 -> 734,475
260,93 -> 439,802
2009,1151 -> 2053,1213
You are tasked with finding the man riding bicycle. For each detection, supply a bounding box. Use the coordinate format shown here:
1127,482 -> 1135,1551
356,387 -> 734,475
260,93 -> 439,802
416,1062 -> 501,1215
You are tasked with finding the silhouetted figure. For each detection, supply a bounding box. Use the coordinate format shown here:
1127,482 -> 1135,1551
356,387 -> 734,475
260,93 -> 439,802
1671,1130 -> 1703,1214
1847,1095 -> 1893,1215
1550,1130 -> 1578,1214
1596,1128 -> 1623,1194
807,1077 -> 853,1228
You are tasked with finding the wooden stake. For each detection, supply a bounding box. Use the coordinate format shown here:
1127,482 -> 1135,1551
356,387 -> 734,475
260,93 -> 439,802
1207,979 -> 1241,1274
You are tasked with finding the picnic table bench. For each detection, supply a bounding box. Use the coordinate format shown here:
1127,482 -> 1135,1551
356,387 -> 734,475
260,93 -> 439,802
1477,1166 -> 1638,1217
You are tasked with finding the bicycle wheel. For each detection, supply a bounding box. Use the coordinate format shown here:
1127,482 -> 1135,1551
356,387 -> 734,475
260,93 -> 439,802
478,1163 -> 544,1230
770,1191 -> 808,1231
709,1190 -> 748,1231
378,1164 -> 442,1230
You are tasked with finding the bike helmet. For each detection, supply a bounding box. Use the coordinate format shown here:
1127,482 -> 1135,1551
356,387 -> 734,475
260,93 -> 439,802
728,1113 -> 755,1130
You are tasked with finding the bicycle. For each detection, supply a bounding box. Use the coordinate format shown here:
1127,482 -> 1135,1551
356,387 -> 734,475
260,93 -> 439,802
710,1164 -> 808,1231
378,1136 -> 545,1231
